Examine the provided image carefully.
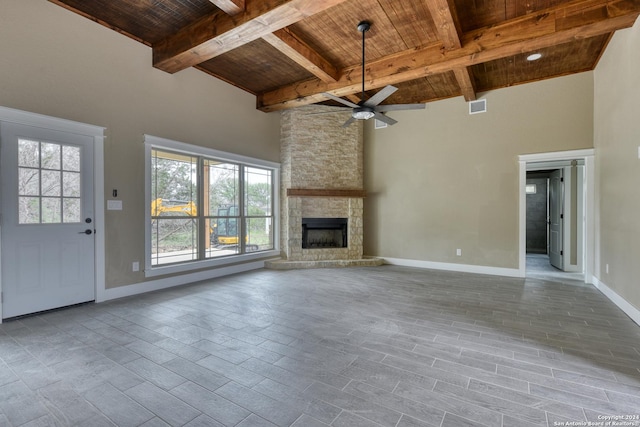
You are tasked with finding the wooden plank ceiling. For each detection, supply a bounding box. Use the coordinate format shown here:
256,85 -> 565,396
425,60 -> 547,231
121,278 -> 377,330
50,0 -> 640,112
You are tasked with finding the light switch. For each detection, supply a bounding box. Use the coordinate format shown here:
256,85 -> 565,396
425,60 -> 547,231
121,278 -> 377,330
107,200 -> 123,210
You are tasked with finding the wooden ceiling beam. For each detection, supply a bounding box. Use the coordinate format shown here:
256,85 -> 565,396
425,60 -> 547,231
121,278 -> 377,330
345,94 -> 362,104
453,67 -> 477,101
209,0 -> 245,16
424,0 -> 462,50
262,28 -> 340,82
153,0 -> 349,74
423,0 -> 475,99
257,0 -> 640,111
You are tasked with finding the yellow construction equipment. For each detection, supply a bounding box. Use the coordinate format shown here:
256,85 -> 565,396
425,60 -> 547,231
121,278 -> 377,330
151,199 -> 248,248
151,198 -> 197,217
212,205 -> 239,245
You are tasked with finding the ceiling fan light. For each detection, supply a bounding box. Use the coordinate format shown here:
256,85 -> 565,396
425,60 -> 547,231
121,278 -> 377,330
352,110 -> 375,120
352,106 -> 375,120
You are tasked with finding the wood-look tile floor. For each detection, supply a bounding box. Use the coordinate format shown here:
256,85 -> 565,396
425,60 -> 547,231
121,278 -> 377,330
1,265 -> 640,427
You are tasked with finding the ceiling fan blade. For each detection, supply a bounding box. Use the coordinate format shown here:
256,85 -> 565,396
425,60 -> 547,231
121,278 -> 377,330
363,85 -> 398,107
322,92 -> 360,108
376,103 -> 426,112
342,117 -> 357,128
372,112 -> 398,126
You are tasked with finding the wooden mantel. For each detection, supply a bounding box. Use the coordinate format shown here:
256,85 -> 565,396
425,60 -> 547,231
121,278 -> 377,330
286,188 -> 366,198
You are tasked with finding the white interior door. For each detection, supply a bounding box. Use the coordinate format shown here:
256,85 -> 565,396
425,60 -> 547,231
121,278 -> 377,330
1,122 -> 95,319
549,169 -> 564,270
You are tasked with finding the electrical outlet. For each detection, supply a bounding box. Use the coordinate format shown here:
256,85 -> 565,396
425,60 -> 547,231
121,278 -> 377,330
456,249 -> 462,256
605,263 -> 609,274
132,261 -> 139,272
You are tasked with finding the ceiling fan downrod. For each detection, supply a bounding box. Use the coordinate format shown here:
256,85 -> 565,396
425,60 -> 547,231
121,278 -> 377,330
320,19 -> 425,127
357,21 -> 371,104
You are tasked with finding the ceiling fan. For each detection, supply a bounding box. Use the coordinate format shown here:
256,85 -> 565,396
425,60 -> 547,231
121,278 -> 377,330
323,21 -> 426,127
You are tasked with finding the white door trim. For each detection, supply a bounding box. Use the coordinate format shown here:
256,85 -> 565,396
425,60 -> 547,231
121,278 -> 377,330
518,149 -> 595,282
0,106 -> 105,322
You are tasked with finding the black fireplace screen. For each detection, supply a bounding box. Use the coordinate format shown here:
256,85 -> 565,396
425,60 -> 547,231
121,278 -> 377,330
302,218 -> 348,249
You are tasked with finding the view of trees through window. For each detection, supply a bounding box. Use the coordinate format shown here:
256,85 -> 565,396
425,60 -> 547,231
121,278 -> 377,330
150,148 -> 274,266
18,138 -> 81,224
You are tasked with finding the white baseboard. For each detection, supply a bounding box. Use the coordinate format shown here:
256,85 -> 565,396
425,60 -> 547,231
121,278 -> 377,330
592,276 -> 640,326
99,260 -> 267,302
382,257 -> 521,278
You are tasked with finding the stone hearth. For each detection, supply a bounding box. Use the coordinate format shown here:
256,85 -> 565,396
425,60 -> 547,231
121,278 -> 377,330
265,105 -> 382,269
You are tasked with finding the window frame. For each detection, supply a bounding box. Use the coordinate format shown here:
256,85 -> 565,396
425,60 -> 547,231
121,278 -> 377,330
144,135 -> 279,278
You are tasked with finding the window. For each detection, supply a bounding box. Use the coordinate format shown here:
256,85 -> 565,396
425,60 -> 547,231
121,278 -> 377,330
145,135 -> 279,275
18,138 -> 82,224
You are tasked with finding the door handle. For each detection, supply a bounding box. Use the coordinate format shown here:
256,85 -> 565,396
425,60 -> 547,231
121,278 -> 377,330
79,229 -> 93,235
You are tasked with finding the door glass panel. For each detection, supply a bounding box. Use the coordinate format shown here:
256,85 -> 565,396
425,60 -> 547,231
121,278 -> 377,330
19,197 -> 40,224
18,139 -> 39,167
41,142 -> 61,169
17,139 -> 82,224
63,171 -> 80,197
63,198 -> 81,223
41,170 -> 61,197
19,168 -> 39,195
42,197 -> 61,223
62,145 -> 80,171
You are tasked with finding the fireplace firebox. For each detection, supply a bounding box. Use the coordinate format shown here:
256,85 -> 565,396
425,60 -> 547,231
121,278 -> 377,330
302,218 -> 348,249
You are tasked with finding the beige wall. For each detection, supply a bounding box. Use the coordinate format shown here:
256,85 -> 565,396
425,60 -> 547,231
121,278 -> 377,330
0,0 -> 280,288
594,20 -> 640,311
3,0 -> 635,313
364,73 -> 594,269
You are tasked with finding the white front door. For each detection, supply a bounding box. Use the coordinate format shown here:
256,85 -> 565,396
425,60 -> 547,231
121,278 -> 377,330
1,122 -> 95,319
548,169 -> 564,270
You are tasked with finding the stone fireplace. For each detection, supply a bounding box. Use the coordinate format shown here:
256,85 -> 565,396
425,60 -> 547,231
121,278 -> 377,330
266,104 -> 382,269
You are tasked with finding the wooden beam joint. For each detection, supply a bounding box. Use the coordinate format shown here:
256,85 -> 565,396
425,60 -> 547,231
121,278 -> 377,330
262,28 -> 340,82
209,0 -> 245,16
153,0 -> 349,74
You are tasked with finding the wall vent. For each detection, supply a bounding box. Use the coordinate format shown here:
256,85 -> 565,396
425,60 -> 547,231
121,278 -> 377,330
374,118 -> 388,129
469,99 -> 487,115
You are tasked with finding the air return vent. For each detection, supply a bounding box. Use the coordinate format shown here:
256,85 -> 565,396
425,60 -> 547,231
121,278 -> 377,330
469,99 -> 487,115
374,119 -> 388,129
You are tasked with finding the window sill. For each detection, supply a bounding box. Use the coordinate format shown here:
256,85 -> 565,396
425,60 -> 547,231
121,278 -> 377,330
144,249 -> 280,278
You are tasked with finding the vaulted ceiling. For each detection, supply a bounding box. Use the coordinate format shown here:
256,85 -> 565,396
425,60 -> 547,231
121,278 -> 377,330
50,0 -> 640,112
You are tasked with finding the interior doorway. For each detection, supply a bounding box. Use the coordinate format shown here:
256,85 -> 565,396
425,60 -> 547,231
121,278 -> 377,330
525,162 -> 584,280
525,166 -> 585,282
518,149 -> 595,283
